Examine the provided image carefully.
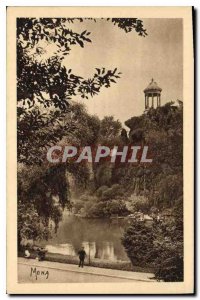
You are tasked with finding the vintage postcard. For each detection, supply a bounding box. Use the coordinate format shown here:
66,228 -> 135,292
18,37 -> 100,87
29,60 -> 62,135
7,6 -> 194,294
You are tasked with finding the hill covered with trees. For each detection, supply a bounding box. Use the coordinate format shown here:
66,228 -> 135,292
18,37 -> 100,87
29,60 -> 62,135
17,17 -> 183,282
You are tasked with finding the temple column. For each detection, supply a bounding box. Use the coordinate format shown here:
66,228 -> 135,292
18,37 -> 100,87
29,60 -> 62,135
144,79 -> 162,110
152,93 -> 154,108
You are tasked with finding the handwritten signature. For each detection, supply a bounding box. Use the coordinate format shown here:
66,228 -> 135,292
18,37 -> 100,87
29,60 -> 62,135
30,267 -> 49,280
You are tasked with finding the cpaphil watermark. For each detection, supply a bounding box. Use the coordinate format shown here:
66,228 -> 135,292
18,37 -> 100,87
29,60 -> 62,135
46,145 -> 153,164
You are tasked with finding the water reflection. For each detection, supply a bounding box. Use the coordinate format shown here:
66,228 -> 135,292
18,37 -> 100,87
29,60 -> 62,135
44,213 -> 129,262
46,241 -> 118,261
93,242 -> 116,260
46,243 -> 76,256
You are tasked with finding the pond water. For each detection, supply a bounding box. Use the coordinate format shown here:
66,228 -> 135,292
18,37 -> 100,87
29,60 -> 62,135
43,212 -> 129,262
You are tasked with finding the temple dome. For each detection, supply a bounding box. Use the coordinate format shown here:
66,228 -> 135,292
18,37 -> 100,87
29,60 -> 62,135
144,78 -> 162,93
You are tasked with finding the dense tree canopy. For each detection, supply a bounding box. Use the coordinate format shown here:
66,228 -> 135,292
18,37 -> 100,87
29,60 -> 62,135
17,17 -> 147,164
18,17 -> 184,283
17,17 -> 147,245
122,210 -> 183,282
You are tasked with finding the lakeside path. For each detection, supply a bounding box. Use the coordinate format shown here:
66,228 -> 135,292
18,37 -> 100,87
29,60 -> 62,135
18,258 -> 156,283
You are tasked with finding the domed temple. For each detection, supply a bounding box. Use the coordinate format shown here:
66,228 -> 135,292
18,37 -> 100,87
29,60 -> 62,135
144,78 -> 162,110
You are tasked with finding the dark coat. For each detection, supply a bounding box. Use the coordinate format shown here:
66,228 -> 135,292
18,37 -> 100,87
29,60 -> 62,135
78,250 -> 86,260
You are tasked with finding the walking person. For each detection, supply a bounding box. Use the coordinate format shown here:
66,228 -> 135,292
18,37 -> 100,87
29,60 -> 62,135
78,246 -> 86,268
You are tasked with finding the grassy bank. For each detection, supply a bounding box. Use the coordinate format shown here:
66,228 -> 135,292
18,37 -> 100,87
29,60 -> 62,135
19,249 -> 154,273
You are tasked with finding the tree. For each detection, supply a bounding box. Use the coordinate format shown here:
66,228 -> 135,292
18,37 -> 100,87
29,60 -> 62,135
126,194 -> 150,214
17,18 -> 146,164
100,184 -> 125,201
98,116 -> 122,145
121,102 -> 184,281
105,199 -> 129,216
94,163 -> 113,188
120,101 -> 183,205
122,216 -> 183,282
17,17 -> 147,245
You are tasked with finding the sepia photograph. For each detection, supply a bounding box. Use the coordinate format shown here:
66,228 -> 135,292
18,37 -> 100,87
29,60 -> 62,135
7,6 -> 194,294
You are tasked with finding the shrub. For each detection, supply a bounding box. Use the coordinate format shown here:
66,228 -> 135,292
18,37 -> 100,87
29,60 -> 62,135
126,194 -> 150,214
96,185 -> 109,198
122,217 -> 183,282
101,184 -> 124,200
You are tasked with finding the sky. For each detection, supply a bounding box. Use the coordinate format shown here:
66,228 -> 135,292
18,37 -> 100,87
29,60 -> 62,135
48,18 -> 183,126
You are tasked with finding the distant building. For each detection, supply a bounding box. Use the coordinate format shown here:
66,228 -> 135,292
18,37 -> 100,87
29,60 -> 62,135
144,78 -> 162,110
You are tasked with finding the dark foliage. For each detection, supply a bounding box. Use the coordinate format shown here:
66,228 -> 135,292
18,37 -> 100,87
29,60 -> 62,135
122,215 -> 183,282
17,17 -> 146,245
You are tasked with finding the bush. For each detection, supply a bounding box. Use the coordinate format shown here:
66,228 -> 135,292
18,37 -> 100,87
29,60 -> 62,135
85,201 -> 106,218
122,221 -> 156,265
96,185 -> 109,198
126,194 -> 150,214
101,184 -> 124,200
84,198 -> 129,218
122,217 -> 183,282
105,200 -> 129,216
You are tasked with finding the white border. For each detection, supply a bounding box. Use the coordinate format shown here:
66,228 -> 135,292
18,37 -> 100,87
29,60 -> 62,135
1,0 -> 198,299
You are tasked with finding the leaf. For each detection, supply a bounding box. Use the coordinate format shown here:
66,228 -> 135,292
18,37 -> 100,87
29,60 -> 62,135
83,37 -> 91,43
95,68 -> 100,74
77,40 -> 84,48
